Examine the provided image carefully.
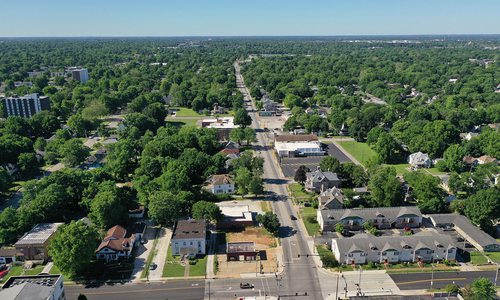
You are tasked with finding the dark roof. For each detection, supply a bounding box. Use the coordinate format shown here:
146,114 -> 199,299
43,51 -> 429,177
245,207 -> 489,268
275,134 -> 318,143
172,220 -> 206,240
2,274 -> 61,289
0,247 -> 17,257
427,213 -> 499,249
306,169 -> 339,183
321,206 -> 422,223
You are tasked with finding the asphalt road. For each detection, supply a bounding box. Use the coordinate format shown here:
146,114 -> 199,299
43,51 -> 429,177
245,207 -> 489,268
65,280 -> 205,300
234,60 -> 324,300
390,270 -> 497,290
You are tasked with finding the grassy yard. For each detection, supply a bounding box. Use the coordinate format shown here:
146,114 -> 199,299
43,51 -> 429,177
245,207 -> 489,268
189,255 -> 207,277
388,163 -> 411,176
471,252 -> 500,264
289,183 -> 315,204
0,265 -> 46,284
172,107 -> 203,117
166,119 -> 199,127
300,206 -> 320,236
336,141 -> 377,166
162,247 -> 185,278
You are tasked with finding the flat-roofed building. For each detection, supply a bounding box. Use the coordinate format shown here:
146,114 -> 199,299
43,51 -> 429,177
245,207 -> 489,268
216,203 -> 255,229
227,242 -> 257,261
1,93 -> 51,118
66,67 -> 89,83
14,223 -> 63,261
200,117 -> 239,141
0,274 -> 65,300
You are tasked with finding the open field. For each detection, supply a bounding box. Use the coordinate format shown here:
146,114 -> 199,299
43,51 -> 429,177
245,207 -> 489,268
336,141 -> 377,166
300,206 -> 320,236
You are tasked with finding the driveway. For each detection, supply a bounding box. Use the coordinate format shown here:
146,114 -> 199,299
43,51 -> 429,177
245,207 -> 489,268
148,227 -> 172,280
130,225 -> 158,282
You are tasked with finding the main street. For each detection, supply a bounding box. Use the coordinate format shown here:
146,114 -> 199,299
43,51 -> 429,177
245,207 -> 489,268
210,60 -> 325,299
65,280 -> 205,300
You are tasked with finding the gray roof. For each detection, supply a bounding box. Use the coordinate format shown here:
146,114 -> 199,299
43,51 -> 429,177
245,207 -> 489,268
319,187 -> 344,207
333,232 -> 456,256
306,169 -> 339,183
1,274 -> 62,300
321,206 -> 422,223
14,223 -> 63,246
427,213 -> 499,248
227,242 -> 255,253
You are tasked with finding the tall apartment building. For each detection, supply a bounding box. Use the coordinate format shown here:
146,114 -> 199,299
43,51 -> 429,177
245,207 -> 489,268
1,93 -> 51,118
67,67 -> 89,83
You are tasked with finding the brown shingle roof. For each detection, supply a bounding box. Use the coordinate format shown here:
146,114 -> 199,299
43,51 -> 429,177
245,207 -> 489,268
172,220 -> 206,240
96,225 -> 133,252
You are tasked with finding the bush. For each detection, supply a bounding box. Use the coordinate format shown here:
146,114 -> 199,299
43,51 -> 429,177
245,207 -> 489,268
189,259 -> 198,265
367,261 -> 376,269
445,283 -> 460,294
306,215 -> 318,224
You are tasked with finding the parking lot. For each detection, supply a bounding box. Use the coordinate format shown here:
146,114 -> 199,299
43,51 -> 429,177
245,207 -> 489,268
279,142 -> 353,178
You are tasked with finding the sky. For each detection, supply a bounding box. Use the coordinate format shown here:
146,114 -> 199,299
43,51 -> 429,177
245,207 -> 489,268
1,0 -> 499,37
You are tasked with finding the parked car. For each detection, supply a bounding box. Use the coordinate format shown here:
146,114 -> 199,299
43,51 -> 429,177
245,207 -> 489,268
240,282 -> 254,289
290,215 -> 297,220
149,263 -> 157,270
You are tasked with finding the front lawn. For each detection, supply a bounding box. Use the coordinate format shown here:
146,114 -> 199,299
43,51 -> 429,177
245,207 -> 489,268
172,107 -> 202,117
471,252 -> 500,264
162,247 -> 185,278
289,183 -> 315,204
336,141 -> 377,166
189,255 -> 207,277
300,206 -> 320,236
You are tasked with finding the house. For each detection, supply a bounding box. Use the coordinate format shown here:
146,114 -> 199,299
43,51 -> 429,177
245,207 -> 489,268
206,174 -> 235,194
339,123 -> 349,136
95,225 -> 136,261
216,203 -> 255,229
220,141 -> 240,155
293,128 -> 307,135
0,248 -> 18,265
427,214 -> 500,252
171,220 -> 207,257
331,232 -> 457,265
1,163 -> 18,176
225,153 -> 240,169
460,132 -> 479,141
227,242 -> 257,261
128,206 -> 145,219
14,223 -> 63,261
0,274 -> 65,300
305,168 -> 341,193
318,187 -> 345,210
463,155 -> 479,167
477,155 -> 498,165
211,103 -> 225,115
408,152 -> 432,168
318,206 -> 422,232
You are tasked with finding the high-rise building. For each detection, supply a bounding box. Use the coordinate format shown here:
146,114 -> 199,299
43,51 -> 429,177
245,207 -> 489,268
1,93 -> 51,118
67,67 -> 89,83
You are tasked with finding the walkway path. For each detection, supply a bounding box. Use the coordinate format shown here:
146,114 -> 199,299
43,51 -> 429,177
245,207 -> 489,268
205,232 -> 217,279
148,227 -> 172,280
42,262 -> 53,273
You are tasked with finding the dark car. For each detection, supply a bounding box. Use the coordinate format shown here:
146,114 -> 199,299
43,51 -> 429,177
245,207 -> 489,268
149,263 -> 157,270
240,282 -> 254,289
290,215 -> 297,220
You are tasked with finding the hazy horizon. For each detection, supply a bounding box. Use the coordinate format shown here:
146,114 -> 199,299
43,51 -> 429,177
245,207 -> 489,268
1,0 -> 499,37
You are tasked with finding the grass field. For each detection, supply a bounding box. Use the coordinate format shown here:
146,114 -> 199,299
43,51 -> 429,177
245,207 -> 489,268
336,141 -> 377,166
162,247 -> 185,277
300,206 -> 320,236
166,119 -> 199,127
289,183 -> 315,204
471,252 -> 500,264
188,255 -> 207,277
172,107 -> 203,117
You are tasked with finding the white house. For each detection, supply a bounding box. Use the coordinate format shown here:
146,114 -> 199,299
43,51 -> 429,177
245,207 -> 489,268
408,152 -> 432,168
95,225 -> 136,261
171,220 -> 207,257
206,174 -> 235,194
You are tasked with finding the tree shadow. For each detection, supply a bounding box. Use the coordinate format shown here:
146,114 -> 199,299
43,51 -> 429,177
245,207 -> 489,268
278,226 -> 296,238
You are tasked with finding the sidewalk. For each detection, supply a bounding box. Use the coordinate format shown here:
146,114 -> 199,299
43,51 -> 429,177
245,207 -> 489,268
130,224 -> 158,282
205,232 -> 217,279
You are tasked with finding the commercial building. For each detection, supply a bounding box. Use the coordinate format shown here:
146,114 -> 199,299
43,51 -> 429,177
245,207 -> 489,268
332,232 -> 457,265
14,223 -> 63,261
427,213 -> 500,252
216,203 -> 255,229
274,134 -> 325,157
0,274 -> 65,300
201,117 -> 239,141
171,220 -> 207,257
1,93 -> 51,118
318,206 -> 422,232
227,242 -> 257,261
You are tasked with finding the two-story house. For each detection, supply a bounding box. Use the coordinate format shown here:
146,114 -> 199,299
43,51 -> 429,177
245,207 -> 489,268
171,220 -> 207,257
305,168 -> 341,193
205,174 -> 235,194
95,225 -> 136,261
318,187 -> 345,210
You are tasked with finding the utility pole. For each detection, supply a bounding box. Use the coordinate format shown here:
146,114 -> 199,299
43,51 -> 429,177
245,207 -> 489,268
208,281 -> 211,300
357,265 -> 362,295
495,263 -> 498,287
335,271 -> 340,300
